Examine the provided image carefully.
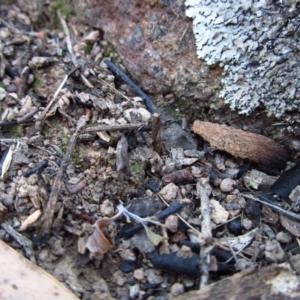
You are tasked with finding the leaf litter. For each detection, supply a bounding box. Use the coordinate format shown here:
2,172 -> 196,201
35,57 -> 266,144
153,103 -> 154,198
0,2 -> 300,299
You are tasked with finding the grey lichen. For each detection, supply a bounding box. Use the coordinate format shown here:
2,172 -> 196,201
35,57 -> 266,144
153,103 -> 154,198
185,0 -> 300,117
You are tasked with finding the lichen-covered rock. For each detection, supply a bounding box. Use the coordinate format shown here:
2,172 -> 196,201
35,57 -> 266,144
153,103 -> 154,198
185,0 -> 300,117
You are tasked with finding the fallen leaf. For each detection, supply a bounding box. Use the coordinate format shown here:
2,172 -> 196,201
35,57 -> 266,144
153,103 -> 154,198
0,239 -> 79,300
86,218 -> 115,253
143,223 -> 166,246
219,228 -> 258,252
192,121 -> 288,169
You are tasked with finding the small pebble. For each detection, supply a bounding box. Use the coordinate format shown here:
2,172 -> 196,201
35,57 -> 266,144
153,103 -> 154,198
113,270 -> 125,286
133,269 -> 144,281
276,231 -> 292,244
144,178 -> 160,193
227,217 -> 242,235
242,218 -> 253,230
159,183 -> 178,202
145,269 -> 163,284
119,260 -> 135,273
128,284 -> 140,299
220,178 -> 236,193
289,186 -> 300,202
182,276 -> 194,288
170,283 -> 184,296
131,231 -> 155,253
165,215 -> 178,233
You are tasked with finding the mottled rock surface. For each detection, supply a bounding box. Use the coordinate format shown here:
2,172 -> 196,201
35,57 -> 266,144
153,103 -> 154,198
83,0 -> 223,117
17,0 -> 300,154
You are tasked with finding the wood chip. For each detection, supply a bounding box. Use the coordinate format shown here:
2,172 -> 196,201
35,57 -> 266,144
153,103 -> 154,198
192,121 -> 288,169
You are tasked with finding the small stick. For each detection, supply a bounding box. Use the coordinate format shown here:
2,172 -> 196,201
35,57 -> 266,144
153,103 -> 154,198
241,193 -> 300,221
57,108 -> 76,125
1,222 -> 36,263
58,11 -> 94,89
58,10 -> 78,67
80,73 -> 94,88
0,107 -> 39,127
40,115 -> 89,233
17,107 -> 39,123
197,179 -> 213,289
36,66 -> 79,128
97,77 -> 131,102
104,59 -> 156,114
152,113 -> 162,154
121,202 -> 183,238
83,123 -> 145,133
158,194 -> 200,234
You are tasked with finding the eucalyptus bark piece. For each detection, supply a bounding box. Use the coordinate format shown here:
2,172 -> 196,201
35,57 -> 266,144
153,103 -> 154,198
192,121 -> 288,169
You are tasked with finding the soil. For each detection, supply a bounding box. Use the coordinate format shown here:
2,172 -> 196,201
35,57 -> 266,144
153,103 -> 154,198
0,2 -> 300,300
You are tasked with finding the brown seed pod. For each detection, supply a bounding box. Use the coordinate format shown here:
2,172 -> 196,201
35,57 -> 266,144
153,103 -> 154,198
192,121 -> 288,169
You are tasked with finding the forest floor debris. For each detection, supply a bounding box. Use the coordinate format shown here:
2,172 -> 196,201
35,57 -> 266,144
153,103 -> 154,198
0,2 -> 300,300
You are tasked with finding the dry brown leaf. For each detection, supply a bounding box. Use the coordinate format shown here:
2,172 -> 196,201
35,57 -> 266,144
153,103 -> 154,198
192,121 -> 288,169
86,211 -> 122,253
143,223 -> 167,246
0,239 -> 79,300
86,218 -> 114,253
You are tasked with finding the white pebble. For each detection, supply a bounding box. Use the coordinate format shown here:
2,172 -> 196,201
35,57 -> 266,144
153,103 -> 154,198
165,215 -> 178,233
170,283 -> 184,296
220,178 -> 236,193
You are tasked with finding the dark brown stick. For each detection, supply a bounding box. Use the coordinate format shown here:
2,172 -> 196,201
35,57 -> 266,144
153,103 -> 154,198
152,113 -> 162,154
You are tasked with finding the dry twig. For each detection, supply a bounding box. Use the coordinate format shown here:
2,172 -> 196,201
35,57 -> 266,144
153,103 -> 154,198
57,10 -> 77,67
83,123 -> 145,133
197,179 -> 213,289
58,11 -> 93,89
152,113 -> 162,154
241,193 -> 300,222
40,115 -> 89,233
157,194 -> 200,234
35,66 -> 79,129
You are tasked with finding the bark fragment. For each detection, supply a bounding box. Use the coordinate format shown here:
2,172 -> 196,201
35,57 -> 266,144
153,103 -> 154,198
192,121 -> 288,169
